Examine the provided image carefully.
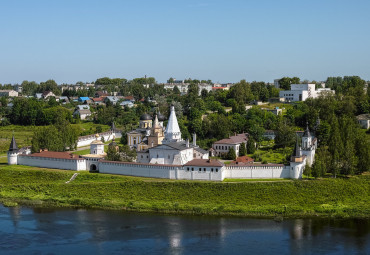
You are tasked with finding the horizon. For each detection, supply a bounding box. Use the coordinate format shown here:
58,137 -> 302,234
1,0 -> 370,84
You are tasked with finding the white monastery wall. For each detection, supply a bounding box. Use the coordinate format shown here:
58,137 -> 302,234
223,165 -> 290,179
18,155 -> 86,171
77,131 -> 121,147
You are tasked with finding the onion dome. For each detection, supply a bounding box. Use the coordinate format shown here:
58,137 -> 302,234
140,113 -> 152,120
157,111 -> 166,121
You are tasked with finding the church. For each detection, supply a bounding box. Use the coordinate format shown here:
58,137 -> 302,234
135,105 -> 209,165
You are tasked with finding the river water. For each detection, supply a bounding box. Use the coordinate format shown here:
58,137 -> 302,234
0,204 -> 369,255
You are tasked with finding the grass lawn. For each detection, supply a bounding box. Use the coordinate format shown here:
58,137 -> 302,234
0,123 -> 111,153
0,125 -> 36,153
0,162 -> 369,218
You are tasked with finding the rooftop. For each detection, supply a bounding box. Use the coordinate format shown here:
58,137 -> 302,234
184,159 -> 224,167
214,133 -> 248,145
25,151 -> 80,160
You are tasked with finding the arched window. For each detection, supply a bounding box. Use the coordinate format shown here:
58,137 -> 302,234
203,168 -> 206,172
215,168 -> 218,172
211,168 -> 214,172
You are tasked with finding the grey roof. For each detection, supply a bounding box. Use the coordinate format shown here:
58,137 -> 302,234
9,136 -> 18,151
194,147 -> 208,154
140,113 -> 152,120
157,111 -> 165,121
164,141 -> 195,151
292,136 -> 301,157
303,124 -> 311,137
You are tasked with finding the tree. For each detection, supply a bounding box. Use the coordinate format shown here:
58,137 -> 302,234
119,145 -> 137,162
226,147 -> 236,160
239,142 -> 247,156
106,145 -> 121,161
247,137 -> 256,154
173,85 -> 180,94
274,121 -> 295,148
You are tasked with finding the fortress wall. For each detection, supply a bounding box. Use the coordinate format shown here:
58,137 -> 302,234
18,155 -> 86,171
223,165 -> 290,179
99,161 -> 223,181
77,131 -> 121,147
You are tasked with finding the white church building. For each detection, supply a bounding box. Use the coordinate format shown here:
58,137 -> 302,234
7,106 -> 317,181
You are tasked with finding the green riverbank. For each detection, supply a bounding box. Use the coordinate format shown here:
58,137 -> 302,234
0,163 -> 369,218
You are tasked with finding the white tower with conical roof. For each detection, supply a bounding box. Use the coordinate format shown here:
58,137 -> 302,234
8,136 -> 19,165
163,105 -> 182,144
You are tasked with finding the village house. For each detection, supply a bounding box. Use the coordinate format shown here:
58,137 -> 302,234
212,133 -> 248,157
0,90 -> 18,97
73,109 -> 92,120
356,114 -> 370,129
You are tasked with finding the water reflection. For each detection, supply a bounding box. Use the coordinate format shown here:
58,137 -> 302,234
0,204 -> 369,255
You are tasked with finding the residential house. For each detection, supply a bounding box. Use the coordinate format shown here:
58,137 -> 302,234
212,133 -> 248,157
356,114 -> 370,129
95,91 -> 109,98
73,109 -> 92,120
42,91 -> 56,99
78,97 -> 91,104
0,90 -> 18,97
58,96 -> 70,104
92,97 -> 105,105
105,96 -> 119,105
120,101 -> 134,108
76,105 -> 90,110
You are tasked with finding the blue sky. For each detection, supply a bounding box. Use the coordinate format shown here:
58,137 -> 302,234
1,0 -> 369,84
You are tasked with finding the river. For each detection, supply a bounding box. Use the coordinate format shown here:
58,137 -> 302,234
0,204 -> 369,254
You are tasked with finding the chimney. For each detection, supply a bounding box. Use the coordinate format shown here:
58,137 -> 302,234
193,133 -> 197,147
186,139 -> 189,148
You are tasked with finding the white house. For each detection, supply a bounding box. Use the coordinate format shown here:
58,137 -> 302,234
279,84 -> 335,102
212,133 -> 248,157
356,114 -> 370,129
0,90 -> 18,97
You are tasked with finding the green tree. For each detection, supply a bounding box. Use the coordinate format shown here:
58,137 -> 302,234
239,142 -> 247,156
106,145 -> 121,161
226,147 -> 236,160
247,138 -> 256,154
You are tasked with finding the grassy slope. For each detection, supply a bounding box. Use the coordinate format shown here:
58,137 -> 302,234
0,123 -> 110,153
0,163 -> 369,218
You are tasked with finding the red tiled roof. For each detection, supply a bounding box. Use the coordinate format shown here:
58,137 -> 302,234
24,151 -> 80,160
184,159 -> 224,167
235,156 -> 254,163
92,97 -> 104,102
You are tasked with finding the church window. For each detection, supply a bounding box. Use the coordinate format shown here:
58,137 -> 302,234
203,168 -> 206,172
215,168 -> 218,172
191,168 -> 194,171
147,156 -> 148,158
187,167 -> 189,171
199,168 -> 201,171
211,168 -> 214,172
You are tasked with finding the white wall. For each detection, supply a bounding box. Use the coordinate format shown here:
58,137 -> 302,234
99,161 -> 223,181
77,131 -> 121,147
224,165 -> 290,179
18,155 -> 86,171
